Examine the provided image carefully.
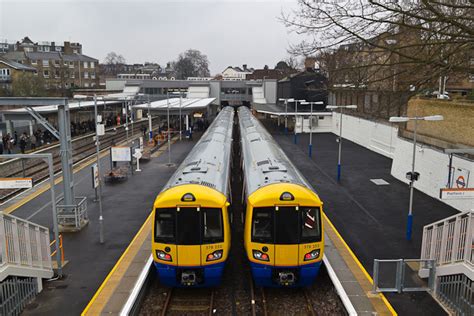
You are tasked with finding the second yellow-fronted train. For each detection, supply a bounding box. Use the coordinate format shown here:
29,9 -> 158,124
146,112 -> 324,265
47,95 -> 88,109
151,107 -> 234,287
238,106 -> 324,287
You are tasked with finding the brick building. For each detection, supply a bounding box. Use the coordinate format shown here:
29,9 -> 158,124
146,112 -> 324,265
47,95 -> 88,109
0,56 -> 36,91
0,37 -> 99,89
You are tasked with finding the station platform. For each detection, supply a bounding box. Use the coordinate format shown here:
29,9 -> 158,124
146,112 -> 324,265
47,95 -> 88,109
267,123 -> 458,315
2,136 -> 199,315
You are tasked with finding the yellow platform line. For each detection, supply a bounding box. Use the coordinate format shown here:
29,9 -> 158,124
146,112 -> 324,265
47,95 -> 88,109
323,212 -> 397,315
81,212 -> 152,315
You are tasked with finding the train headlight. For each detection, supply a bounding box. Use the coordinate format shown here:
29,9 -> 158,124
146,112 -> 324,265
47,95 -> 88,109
304,249 -> 320,261
252,250 -> 270,262
206,250 -> 223,262
156,250 -> 172,262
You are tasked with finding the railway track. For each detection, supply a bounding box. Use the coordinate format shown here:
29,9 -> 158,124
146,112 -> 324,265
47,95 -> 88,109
161,288 -> 215,316
0,118 -> 157,203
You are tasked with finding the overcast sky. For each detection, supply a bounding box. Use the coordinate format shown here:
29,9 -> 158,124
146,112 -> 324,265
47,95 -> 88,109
0,0 -> 301,74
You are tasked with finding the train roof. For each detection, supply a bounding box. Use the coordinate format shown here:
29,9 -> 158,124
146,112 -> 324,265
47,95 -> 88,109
161,106 -> 234,196
238,106 -> 314,195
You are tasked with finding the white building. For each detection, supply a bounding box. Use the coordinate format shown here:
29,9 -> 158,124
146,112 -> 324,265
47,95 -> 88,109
221,64 -> 254,80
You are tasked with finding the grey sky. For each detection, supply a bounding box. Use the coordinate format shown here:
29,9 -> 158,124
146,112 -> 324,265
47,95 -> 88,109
0,0 -> 301,75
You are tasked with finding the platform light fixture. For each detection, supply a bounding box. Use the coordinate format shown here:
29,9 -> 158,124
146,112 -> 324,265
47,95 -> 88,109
301,101 -> 324,157
326,104 -> 358,182
389,114 -> 444,241
279,98 -> 295,134
294,99 -> 306,144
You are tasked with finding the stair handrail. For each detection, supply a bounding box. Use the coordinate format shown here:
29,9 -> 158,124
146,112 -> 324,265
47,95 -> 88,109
421,210 -> 473,267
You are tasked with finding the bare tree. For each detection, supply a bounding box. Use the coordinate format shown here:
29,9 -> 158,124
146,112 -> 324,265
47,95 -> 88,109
103,52 -> 126,76
283,1 -> 473,91
174,49 -> 210,79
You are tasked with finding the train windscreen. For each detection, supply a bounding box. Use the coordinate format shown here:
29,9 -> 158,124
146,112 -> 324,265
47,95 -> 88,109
251,207 -> 322,244
154,207 -> 224,244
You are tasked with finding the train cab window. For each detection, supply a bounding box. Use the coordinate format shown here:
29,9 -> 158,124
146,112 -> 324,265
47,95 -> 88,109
155,209 -> 175,242
275,207 -> 299,244
252,208 -> 273,243
202,208 -> 224,243
177,208 -> 201,245
301,207 -> 321,242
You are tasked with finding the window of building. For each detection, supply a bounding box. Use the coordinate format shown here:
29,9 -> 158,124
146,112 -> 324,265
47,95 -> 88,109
55,70 -> 60,78
44,46 -> 50,52
90,62 -> 95,69
69,61 -> 74,68
73,49 -> 78,54
84,82 -> 89,88
91,82 -> 96,87
91,72 -> 96,79
55,47 -> 62,52
84,71 -> 89,79
31,60 -> 37,65
64,61 -> 68,67
37,46 -> 43,52
24,47 -> 33,52
43,70 -> 49,78
42,60 -> 49,67
0,69 -> 11,76
83,62 -> 88,68
71,72 -> 75,79
54,60 -> 60,67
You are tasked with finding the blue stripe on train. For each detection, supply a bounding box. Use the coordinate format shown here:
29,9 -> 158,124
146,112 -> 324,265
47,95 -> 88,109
154,261 -> 225,287
250,261 -> 322,287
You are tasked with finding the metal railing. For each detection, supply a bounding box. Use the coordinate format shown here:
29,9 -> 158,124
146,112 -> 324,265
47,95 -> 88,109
437,273 -> 473,316
0,212 -> 53,281
0,276 -> 37,316
57,196 -> 88,229
421,210 -> 473,267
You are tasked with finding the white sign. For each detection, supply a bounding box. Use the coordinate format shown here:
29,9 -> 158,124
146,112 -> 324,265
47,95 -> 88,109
91,164 -> 99,189
133,148 -> 142,159
139,137 -> 144,150
111,146 -> 131,162
137,109 -> 143,119
97,124 -> 105,136
440,188 -> 474,200
97,114 -> 102,123
0,178 -> 33,189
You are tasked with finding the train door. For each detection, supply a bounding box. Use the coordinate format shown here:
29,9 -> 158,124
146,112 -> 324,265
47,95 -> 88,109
176,207 -> 201,266
274,206 -> 299,266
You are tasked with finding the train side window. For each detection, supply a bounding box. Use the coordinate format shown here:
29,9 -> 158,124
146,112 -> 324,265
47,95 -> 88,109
202,208 -> 224,243
301,207 -> 321,242
155,209 -> 175,243
252,208 -> 273,243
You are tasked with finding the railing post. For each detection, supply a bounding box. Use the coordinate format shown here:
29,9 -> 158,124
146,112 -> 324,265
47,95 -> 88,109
11,218 -> 21,265
396,259 -> 403,293
0,214 -> 6,265
440,220 -> 449,264
421,227 -> 428,259
24,223 -> 33,267
451,215 -> 462,263
372,260 -> 379,293
35,227 -> 42,268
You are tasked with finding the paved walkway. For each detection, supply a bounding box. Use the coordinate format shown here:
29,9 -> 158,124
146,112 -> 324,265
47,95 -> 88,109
4,138 -> 199,316
267,122 -> 457,315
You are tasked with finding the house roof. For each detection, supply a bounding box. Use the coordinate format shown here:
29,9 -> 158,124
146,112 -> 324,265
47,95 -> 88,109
26,51 -> 62,60
0,56 -> 36,71
61,53 -> 98,62
1,51 -> 27,62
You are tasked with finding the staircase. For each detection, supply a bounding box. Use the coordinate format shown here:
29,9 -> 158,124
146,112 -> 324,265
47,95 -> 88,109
0,212 -> 54,315
421,210 -> 473,315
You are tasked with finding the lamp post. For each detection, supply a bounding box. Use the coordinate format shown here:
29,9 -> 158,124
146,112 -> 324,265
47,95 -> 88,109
147,95 -> 153,142
166,92 -> 172,166
389,115 -> 444,240
93,95 -> 105,243
294,99 -> 306,144
279,98 -> 294,135
179,90 -> 182,141
301,101 -> 324,157
326,105 -> 358,182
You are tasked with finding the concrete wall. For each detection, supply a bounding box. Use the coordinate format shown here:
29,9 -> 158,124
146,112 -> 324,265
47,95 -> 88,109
263,80 -> 277,104
390,137 -> 473,211
330,113 -> 473,212
332,113 -> 398,158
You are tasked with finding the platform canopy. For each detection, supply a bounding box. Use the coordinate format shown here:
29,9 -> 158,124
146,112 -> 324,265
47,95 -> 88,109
1,99 -> 120,115
252,103 -> 332,117
133,97 -> 216,113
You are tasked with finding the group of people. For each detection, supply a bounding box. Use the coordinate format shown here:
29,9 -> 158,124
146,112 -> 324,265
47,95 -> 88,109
0,129 -> 53,154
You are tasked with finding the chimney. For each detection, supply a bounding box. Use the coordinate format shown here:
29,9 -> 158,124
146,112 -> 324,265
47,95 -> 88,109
243,64 -> 247,71
304,57 -> 316,71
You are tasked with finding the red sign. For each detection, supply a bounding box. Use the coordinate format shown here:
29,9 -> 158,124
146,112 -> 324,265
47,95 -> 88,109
456,176 -> 466,188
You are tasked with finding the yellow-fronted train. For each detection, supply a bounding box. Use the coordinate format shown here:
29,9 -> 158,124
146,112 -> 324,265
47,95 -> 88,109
151,107 -> 234,287
238,106 -> 324,287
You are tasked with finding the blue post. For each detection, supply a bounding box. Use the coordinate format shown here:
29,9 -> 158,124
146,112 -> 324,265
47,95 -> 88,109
308,144 -> 312,157
337,164 -> 341,182
294,133 -> 297,144
149,131 -> 153,141
406,214 -> 413,241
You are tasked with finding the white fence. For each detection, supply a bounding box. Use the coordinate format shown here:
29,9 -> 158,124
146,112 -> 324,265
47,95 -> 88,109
421,211 -> 473,269
0,212 -> 53,282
